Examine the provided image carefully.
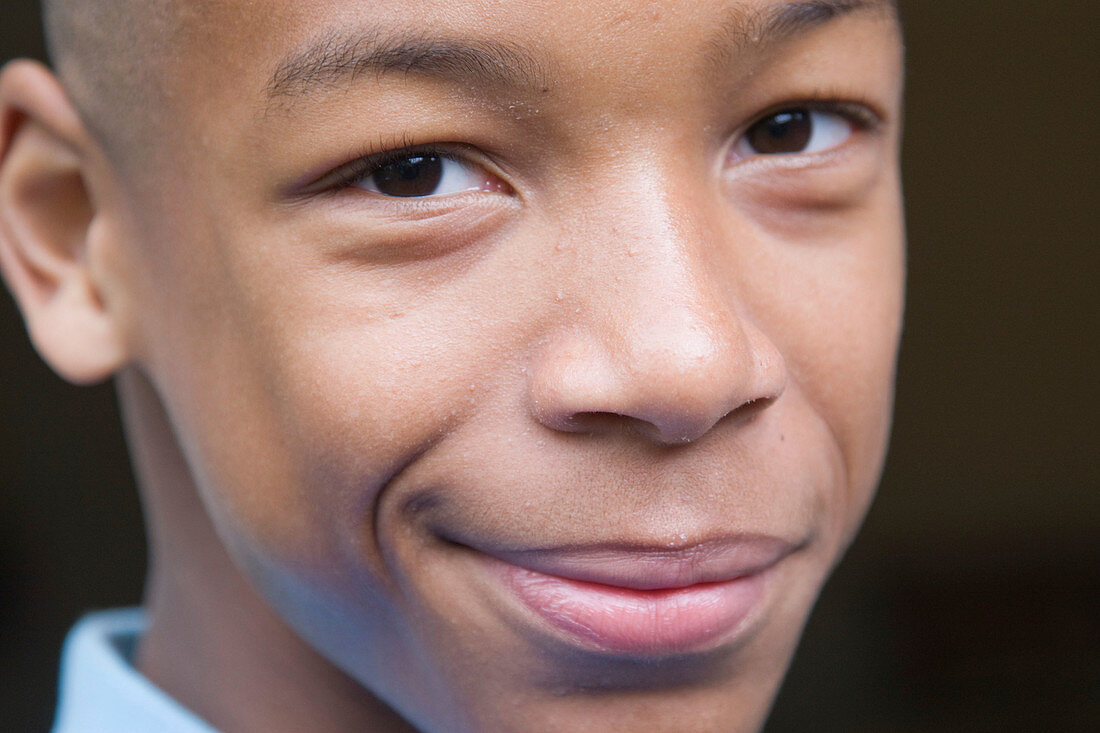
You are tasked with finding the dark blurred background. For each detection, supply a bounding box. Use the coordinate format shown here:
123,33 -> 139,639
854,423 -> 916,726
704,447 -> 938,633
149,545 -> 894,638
1,1 -> 1096,730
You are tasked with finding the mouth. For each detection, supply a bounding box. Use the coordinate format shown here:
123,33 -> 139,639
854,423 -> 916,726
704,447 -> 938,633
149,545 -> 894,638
455,535 -> 802,657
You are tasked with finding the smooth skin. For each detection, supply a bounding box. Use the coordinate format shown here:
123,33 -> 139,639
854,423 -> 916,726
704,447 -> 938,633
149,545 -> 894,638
0,1 -> 904,731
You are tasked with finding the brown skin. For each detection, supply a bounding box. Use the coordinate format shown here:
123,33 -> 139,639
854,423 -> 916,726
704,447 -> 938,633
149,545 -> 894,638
0,1 -> 904,731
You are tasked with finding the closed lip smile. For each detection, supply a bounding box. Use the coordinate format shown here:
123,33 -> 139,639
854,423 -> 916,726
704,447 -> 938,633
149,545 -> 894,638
481,534 -> 802,589
450,532 -> 806,656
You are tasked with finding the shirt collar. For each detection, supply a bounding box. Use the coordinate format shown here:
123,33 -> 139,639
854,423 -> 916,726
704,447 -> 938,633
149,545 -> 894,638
53,608 -> 217,733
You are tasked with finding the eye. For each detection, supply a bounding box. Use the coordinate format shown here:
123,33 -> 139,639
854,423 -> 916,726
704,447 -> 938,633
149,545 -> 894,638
735,108 -> 855,158
353,153 -> 493,198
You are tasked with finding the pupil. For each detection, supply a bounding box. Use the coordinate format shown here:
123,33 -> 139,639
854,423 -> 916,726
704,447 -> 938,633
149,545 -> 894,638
748,109 -> 812,154
371,155 -> 444,197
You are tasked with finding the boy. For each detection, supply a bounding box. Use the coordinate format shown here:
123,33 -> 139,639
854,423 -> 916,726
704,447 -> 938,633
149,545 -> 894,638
0,0 -> 905,730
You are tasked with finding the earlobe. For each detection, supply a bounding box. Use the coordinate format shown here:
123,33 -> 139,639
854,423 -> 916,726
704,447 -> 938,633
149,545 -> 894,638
0,60 -> 128,385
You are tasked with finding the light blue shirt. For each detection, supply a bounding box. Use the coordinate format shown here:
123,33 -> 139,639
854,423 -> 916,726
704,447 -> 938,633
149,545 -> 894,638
53,608 -> 217,733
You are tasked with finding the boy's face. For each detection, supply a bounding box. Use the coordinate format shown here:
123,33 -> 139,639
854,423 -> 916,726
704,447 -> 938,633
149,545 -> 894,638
106,0 -> 903,729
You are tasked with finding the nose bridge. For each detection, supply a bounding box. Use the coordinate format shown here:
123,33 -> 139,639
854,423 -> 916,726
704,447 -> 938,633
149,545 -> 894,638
530,174 -> 786,444
594,195 -> 739,378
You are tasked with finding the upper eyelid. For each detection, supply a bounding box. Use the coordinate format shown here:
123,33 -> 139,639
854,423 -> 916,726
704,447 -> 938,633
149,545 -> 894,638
301,144 -> 474,195
741,99 -> 883,134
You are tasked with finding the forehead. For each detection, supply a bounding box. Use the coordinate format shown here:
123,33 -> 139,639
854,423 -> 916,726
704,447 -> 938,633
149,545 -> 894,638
163,0 -> 898,106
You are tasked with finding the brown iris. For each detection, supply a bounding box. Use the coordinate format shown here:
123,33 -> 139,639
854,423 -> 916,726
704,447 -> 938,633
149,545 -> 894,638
745,109 -> 813,154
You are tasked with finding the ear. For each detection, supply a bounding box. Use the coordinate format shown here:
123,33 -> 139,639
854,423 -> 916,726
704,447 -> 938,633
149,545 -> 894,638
0,60 -> 128,385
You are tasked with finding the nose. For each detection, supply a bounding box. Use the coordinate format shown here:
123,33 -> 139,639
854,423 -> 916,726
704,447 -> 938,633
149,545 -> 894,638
528,198 -> 787,446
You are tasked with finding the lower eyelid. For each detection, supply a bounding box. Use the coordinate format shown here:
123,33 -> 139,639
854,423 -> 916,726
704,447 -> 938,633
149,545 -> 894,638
721,141 -> 882,201
333,188 -> 519,221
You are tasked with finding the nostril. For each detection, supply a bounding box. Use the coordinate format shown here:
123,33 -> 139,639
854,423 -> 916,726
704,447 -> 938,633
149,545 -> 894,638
564,411 -> 690,444
568,408 -> 717,446
737,395 -> 777,419
577,392 -> 779,445
564,411 -> 636,436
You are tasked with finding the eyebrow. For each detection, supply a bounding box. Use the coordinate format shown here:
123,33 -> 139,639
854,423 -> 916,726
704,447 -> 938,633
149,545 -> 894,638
265,0 -> 891,100
756,0 -> 886,39
708,0 -> 891,67
266,31 -> 547,99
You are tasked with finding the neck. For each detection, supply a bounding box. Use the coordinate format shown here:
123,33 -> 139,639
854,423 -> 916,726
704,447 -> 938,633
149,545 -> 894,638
117,369 -> 414,733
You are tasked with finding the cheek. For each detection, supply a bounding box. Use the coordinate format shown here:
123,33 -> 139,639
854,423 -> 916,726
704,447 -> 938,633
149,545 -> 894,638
197,276 -> 505,566
736,191 -> 904,543
786,234 -> 903,540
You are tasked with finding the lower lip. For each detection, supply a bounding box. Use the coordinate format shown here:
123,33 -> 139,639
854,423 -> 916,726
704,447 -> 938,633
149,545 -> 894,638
499,565 -> 769,656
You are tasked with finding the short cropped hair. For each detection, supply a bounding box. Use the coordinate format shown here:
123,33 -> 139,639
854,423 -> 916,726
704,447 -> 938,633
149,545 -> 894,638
41,0 -> 179,162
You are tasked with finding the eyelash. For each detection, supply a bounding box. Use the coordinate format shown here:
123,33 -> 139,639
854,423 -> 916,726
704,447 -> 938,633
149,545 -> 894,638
305,134 -> 473,194
784,98 -> 880,129
310,97 -> 883,195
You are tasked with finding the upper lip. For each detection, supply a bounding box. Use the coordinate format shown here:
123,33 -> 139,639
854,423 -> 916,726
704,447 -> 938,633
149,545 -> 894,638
455,534 -> 804,590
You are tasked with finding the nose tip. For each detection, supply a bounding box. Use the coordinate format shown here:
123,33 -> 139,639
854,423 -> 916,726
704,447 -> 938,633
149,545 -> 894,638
528,311 -> 787,446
